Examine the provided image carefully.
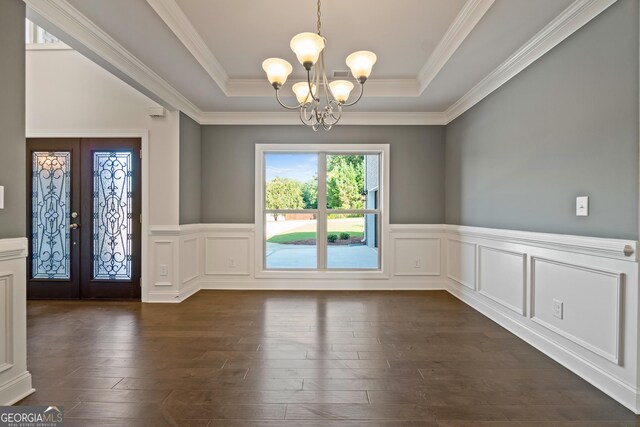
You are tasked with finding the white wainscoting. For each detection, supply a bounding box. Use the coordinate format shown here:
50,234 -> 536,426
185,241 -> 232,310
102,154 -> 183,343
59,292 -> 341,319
149,224 -> 446,296
0,238 -> 34,405
446,239 -> 476,290
530,257 -> 621,364
0,273 -> 13,374
443,225 -> 639,414
204,235 -> 252,276
148,223 -> 640,414
180,236 -> 200,283
392,236 -> 441,276
477,246 -> 527,316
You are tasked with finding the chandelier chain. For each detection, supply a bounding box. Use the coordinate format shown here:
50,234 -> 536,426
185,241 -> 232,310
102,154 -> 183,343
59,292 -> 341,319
317,0 -> 322,35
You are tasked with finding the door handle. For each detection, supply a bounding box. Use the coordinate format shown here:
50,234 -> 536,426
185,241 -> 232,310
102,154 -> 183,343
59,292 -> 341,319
70,223 -> 80,230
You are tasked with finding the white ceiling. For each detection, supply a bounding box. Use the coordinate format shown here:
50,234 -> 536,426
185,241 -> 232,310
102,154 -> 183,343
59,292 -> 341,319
26,0 -> 615,123
176,0 -> 468,80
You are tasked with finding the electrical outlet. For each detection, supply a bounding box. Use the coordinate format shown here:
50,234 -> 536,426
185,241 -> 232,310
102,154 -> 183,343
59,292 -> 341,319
552,299 -> 563,319
159,264 -> 168,276
414,258 -> 421,269
228,258 -> 236,268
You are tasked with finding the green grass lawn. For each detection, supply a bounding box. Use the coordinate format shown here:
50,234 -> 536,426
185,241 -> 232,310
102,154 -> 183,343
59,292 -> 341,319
268,232 -> 317,244
268,231 -> 364,244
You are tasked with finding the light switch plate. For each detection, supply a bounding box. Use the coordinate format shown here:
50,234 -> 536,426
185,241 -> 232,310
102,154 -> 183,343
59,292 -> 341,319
0,186 -> 3,209
576,196 -> 588,216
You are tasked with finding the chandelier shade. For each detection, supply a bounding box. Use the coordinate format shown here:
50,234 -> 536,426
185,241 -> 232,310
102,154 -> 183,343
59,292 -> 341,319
293,82 -> 317,104
290,32 -> 325,68
262,0 -> 376,130
262,58 -> 293,87
346,51 -> 377,82
329,80 -> 354,103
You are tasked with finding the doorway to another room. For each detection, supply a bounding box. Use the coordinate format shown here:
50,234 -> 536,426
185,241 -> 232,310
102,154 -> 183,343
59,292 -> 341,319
26,138 -> 142,300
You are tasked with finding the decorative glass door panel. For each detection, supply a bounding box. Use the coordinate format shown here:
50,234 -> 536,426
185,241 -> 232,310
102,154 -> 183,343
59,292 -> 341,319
32,151 -> 71,279
93,152 -> 133,280
27,138 -> 141,300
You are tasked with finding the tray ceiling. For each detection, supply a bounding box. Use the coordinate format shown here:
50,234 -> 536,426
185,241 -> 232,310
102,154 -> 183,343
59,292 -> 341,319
25,0 -> 615,124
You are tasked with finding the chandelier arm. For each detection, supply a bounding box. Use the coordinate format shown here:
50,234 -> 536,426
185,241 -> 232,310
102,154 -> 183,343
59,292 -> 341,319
340,82 -> 365,107
323,102 -> 342,126
300,107 -> 312,126
306,69 -> 318,103
321,51 -> 332,105
300,104 -> 317,126
275,89 -> 302,110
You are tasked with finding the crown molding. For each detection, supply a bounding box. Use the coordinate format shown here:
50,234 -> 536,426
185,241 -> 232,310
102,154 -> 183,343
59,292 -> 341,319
197,111 -> 447,126
145,0 -> 230,95
444,0 -> 618,123
418,0 -> 495,94
24,0 -> 202,120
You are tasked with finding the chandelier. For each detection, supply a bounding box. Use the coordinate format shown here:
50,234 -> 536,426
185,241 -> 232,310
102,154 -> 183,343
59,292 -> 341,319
262,0 -> 377,131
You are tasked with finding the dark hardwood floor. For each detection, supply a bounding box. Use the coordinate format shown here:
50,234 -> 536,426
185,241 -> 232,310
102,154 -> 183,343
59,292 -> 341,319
18,290 -> 640,426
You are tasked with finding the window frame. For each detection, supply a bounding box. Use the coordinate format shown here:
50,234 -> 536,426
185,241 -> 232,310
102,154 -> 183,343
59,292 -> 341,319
255,144 -> 390,279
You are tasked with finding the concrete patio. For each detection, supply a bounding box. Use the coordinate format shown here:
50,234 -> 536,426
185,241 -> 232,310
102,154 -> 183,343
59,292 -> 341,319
266,242 -> 379,269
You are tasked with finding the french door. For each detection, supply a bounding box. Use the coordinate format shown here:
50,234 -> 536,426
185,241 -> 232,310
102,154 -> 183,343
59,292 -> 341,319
27,138 -> 141,300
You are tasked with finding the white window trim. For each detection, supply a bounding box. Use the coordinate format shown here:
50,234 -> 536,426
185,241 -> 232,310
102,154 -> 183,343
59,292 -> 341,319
255,143 -> 390,280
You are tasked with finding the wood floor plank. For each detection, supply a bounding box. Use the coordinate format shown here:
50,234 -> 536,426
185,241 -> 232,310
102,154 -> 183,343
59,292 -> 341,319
207,422 -> 438,427
164,389 -> 369,404
162,403 -> 287,420
284,403 -> 438,420
244,368 -> 419,379
64,419 -> 209,427
224,359 -> 389,369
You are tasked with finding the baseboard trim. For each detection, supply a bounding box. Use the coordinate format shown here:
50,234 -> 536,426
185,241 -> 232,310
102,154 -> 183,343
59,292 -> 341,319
178,281 -> 200,302
199,280 -> 446,291
446,281 -> 640,414
146,280 -> 445,301
0,371 -> 34,406
145,290 -> 181,303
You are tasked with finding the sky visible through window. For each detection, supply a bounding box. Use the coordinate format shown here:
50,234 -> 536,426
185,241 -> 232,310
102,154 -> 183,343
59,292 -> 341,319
265,153 -> 317,183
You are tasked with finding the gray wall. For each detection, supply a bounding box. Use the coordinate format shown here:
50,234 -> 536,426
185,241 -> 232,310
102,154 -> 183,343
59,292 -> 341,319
445,0 -> 639,240
179,112 -> 202,224
0,0 -> 26,239
201,125 -> 445,224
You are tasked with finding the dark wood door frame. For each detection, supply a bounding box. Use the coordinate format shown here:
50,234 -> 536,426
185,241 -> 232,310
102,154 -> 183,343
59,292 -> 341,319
26,137 -> 142,300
